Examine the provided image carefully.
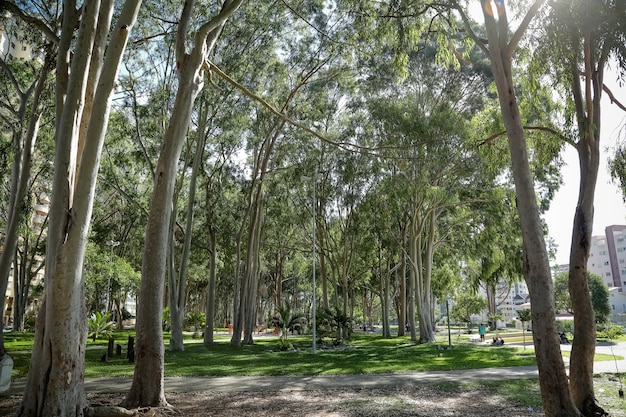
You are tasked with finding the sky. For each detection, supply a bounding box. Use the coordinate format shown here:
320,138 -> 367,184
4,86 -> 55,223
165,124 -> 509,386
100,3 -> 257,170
542,75 -> 626,265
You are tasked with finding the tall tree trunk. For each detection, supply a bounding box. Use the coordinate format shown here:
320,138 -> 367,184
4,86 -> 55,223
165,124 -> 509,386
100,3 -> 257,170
122,0 -> 242,406
169,97 -> 209,352
567,28 -> 605,416
204,231 -> 217,346
19,1 -> 141,414
408,232 -> 417,342
318,218 -> 330,310
480,2 -> 580,415
381,258 -> 392,338
397,223 -> 407,337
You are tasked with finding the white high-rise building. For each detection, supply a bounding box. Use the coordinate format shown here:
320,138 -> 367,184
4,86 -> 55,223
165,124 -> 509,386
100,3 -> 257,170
1,12 -> 37,61
588,225 -> 626,290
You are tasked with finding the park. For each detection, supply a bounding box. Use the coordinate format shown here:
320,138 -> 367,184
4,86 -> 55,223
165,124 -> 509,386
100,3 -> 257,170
1,0 -> 626,415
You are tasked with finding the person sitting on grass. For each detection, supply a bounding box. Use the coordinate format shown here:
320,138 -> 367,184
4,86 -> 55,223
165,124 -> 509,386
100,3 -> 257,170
492,334 -> 504,346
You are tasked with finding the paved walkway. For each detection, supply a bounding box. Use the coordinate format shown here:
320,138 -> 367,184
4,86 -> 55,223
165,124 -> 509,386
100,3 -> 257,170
5,341 -> 626,396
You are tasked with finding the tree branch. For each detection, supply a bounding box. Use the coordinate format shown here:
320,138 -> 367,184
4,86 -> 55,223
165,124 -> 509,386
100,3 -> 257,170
506,0 -> 545,56
479,125 -> 571,146
451,1 -> 489,56
206,60 -> 403,155
603,84 -> 626,112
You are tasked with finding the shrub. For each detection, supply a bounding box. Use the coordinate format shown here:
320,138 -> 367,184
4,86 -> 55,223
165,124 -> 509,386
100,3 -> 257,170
88,311 -> 115,341
597,322 -> 624,340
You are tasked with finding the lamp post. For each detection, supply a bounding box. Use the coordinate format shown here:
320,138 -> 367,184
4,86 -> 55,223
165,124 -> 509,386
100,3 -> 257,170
106,240 -> 120,313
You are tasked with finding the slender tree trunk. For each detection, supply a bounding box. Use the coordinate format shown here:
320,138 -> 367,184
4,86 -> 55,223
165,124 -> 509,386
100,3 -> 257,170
381,259 -> 392,338
408,232 -> 417,342
204,231 -> 217,346
567,32 -> 605,416
318,221 -> 330,310
169,102 -> 208,352
486,284 -> 497,330
397,224 -> 407,337
482,2 -> 579,414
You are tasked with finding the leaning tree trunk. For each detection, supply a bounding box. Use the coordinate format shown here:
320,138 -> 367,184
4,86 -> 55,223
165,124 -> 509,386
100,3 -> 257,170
482,2 -> 580,414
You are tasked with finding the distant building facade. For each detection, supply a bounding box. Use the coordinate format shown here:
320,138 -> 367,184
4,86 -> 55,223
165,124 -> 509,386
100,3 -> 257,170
0,13 -> 35,61
588,225 -> 626,290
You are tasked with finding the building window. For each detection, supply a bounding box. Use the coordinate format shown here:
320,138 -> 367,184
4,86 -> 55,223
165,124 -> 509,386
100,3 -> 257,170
613,305 -> 616,310
605,261 -> 610,266
21,45 -> 27,51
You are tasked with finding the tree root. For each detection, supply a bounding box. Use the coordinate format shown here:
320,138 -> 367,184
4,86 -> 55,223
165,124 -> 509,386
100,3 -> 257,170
85,405 -> 182,416
85,406 -> 135,417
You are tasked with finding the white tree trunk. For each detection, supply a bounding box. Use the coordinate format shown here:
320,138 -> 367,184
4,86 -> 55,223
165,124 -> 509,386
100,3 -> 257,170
19,0 -> 141,414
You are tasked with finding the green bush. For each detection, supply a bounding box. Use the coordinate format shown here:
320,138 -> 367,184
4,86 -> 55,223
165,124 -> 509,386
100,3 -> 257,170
24,310 -> 38,331
597,322 -> 624,340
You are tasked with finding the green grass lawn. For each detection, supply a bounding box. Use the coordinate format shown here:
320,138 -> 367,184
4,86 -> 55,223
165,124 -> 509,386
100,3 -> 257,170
7,332 -> 541,379
5,331 -> 624,380
5,330 -> 626,415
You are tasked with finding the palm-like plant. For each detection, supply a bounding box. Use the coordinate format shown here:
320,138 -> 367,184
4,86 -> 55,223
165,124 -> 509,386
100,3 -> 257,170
88,311 -> 115,342
271,303 -> 306,350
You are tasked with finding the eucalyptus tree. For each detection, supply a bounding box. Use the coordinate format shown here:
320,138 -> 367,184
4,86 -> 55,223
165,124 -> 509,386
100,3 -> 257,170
0,9 -> 55,356
4,0 -> 143,414
220,1 -> 349,347
122,0 -> 243,408
454,1 -> 583,415
536,1 -> 626,413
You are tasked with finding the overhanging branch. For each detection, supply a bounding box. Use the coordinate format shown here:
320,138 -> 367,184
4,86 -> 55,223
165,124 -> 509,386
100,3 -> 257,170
479,125 -> 570,146
604,84 -> 626,112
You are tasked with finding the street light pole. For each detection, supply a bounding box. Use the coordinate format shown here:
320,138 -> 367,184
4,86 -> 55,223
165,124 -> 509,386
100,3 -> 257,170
106,240 -> 120,313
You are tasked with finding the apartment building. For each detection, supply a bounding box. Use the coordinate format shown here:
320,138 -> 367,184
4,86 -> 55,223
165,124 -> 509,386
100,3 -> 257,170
588,225 -> 626,290
0,13 -> 35,61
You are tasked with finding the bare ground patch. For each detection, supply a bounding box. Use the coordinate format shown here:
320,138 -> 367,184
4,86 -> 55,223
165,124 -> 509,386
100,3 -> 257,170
0,385 -> 543,416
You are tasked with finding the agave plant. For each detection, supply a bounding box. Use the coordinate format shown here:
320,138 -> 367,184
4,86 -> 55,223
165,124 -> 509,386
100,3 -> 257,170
88,311 -> 115,341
